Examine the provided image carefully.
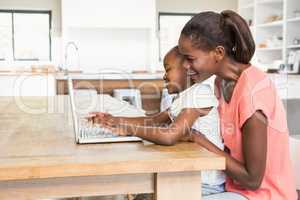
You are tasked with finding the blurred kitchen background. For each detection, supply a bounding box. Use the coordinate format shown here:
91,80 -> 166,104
0,1 -> 299,195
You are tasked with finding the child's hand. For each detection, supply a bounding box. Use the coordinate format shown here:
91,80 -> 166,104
86,112 -> 117,126
104,124 -> 133,137
180,134 -> 194,142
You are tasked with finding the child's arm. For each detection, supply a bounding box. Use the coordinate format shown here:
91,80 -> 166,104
88,111 -> 172,127
107,108 -> 211,146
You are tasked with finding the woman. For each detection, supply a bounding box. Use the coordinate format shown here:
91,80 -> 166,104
178,10 -> 297,200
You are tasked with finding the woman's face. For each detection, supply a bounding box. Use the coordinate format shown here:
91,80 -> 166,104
163,58 -> 188,94
178,35 -> 220,75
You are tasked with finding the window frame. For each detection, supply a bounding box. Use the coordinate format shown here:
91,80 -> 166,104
0,9 -> 52,61
158,12 -> 195,61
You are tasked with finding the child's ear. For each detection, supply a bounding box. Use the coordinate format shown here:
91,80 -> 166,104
214,46 -> 225,63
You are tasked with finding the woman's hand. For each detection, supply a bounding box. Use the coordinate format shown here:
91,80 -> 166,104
191,130 -> 221,153
191,131 -> 207,143
86,112 -> 118,126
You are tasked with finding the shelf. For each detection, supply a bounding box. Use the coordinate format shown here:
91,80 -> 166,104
239,0 -> 300,73
257,0 -> 283,5
256,47 -> 283,51
256,20 -> 283,27
287,45 -> 300,49
287,17 -> 300,23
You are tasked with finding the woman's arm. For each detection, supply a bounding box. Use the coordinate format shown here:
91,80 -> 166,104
193,110 -> 267,190
109,108 -> 211,146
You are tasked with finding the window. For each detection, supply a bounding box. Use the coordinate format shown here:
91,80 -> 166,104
0,10 -> 51,61
0,12 -> 12,60
158,12 -> 195,61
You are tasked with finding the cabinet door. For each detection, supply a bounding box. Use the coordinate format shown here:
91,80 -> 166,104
270,74 -> 289,99
0,76 -> 15,96
287,76 -> 300,99
270,74 -> 300,99
0,75 -> 55,96
62,0 -> 156,28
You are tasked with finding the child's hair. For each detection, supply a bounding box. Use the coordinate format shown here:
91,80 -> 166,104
181,10 -> 255,64
164,46 -> 185,64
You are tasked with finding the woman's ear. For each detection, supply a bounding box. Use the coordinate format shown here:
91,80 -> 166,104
214,46 -> 225,63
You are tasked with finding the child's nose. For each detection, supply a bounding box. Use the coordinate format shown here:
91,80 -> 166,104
183,60 -> 191,69
163,73 -> 167,80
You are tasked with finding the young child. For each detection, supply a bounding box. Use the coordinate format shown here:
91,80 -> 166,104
89,46 -> 225,195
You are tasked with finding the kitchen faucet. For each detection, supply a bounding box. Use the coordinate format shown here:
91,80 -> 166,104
63,41 -> 80,75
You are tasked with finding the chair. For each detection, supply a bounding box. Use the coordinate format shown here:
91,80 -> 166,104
289,135 -> 300,194
160,88 -> 176,112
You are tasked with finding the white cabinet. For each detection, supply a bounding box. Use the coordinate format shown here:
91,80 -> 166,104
269,74 -> 300,99
239,0 -> 300,69
0,74 -> 55,96
62,0 -> 156,28
289,135 -> 300,189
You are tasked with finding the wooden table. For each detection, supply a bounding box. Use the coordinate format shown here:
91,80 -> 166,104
0,96 -> 225,200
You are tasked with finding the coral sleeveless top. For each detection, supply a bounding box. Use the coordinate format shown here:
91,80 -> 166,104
215,66 -> 297,200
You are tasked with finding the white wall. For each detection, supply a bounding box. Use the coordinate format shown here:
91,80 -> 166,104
0,0 -> 238,71
61,0 -> 157,72
158,0 -> 238,13
66,28 -> 151,72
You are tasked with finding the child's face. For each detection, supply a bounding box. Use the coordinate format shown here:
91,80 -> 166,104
163,58 -> 187,94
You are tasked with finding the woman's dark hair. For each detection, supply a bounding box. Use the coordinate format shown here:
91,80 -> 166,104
181,10 -> 255,64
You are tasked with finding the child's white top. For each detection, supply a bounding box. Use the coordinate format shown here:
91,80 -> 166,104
168,83 -> 225,186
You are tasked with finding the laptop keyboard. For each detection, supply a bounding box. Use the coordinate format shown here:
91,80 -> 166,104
80,126 -> 117,139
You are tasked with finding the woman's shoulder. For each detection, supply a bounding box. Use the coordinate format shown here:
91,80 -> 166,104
237,65 -> 273,95
244,65 -> 268,82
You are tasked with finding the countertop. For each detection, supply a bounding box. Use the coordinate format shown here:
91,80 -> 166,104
55,72 -> 164,80
1,70 -> 300,81
55,72 -> 300,81
0,67 -> 165,80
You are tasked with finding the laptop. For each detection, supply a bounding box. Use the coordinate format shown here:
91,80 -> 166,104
67,72 -> 142,144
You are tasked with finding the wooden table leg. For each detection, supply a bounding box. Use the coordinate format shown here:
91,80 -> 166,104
154,171 -> 201,200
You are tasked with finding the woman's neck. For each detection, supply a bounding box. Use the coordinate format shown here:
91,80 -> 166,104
216,58 -> 250,81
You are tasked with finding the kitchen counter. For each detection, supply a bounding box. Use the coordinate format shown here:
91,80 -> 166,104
267,73 -> 300,76
0,72 -> 57,76
56,75 -> 165,114
0,69 -> 81,76
55,72 -> 164,80
1,70 -> 299,79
